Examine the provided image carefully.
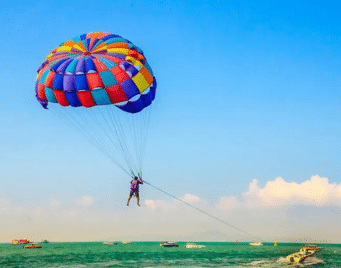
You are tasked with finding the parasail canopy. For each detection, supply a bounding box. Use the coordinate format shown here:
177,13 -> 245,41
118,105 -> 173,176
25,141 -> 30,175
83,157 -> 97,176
35,32 -> 156,113
35,32 -> 157,177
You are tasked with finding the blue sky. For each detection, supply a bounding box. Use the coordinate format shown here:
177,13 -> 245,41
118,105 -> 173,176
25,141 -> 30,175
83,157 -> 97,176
1,0 -> 341,242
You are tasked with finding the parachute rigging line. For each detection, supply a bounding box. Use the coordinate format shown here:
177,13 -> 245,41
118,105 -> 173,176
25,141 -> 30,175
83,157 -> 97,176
49,107 -> 132,177
49,104 -> 152,178
143,180 -> 263,241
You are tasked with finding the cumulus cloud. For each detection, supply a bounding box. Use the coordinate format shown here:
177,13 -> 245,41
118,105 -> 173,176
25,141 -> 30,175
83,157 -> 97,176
180,193 -> 201,203
145,193 -> 202,211
48,199 -> 62,209
76,196 -> 94,206
217,175 -> 341,210
145,199 -> 176,211
216,196 -> 238,210
0,198 -> 11,211
257,175 -> 339,206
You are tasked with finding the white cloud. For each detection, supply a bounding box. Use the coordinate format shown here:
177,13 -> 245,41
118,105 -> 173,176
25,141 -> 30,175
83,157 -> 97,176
338,184 -> 341,196
216,196 -> 238,210
246,179 -> 259,196
48,199 -> 62,209
217,175 -> 341,210
180,193 -> 201,203
145,193 -> 202,211
257,175 -> 340,207
76,196 -> 94,206
0,198 -> 11,211
144,199 -> 177,211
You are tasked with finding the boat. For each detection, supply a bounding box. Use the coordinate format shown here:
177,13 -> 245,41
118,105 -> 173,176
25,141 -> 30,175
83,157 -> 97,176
184,242 -> 206,249
160,241 -> 179,247
23,244 -> 42,249
11,239 -> 31,245
249,242 -> 263,246
121,241 -> 131,244
103,241 -> 117,245
40,240 -> 49,243
286,245 -> 322,264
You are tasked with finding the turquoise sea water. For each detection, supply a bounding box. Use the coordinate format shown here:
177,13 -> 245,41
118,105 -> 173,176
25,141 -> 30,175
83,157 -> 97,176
0,242 -> 340,267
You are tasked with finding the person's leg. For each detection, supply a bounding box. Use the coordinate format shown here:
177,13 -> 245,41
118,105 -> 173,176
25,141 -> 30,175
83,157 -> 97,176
136,191 -> 140,206
127,190 -> 133,206
127,196 -> 132,206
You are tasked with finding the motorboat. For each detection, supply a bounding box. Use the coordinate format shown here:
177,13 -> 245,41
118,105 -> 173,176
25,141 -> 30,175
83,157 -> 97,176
184,243 -> 206,249
249,242 -> 263,246
103,241 -> 117,245
160,241 -> 179,247
23,244 -> 42,249
300,245 -> 322,253
121,241 -> 131,244
286,245 -> 322,264
11,239 -> 31,245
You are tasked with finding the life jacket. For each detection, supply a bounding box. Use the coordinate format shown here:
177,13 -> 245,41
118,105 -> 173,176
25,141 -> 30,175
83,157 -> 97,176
130,180 -> 139,190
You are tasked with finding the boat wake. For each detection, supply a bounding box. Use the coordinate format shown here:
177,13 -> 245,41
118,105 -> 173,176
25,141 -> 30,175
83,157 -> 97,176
277,256 -> 323,266
299,257 -> 323,266
246,256 -> 323,267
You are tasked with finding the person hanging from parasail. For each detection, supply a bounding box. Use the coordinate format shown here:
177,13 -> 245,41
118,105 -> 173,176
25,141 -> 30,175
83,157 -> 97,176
127,175 -> 143,206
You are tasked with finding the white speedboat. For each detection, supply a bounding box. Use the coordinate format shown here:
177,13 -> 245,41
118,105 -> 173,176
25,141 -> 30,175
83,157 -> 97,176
103,241 -> 117,245
160,241 -> 179,247
184,243 -> 206,249
286,245 -> 322,264
249,242 -> 263,246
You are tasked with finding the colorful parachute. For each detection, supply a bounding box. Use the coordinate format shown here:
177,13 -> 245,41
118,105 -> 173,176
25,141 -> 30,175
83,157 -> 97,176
35,32 -> 157,177
35,32 -> 156,113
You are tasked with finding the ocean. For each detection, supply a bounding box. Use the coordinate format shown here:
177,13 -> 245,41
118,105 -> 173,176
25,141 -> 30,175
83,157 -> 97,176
0,242 -> 340,267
